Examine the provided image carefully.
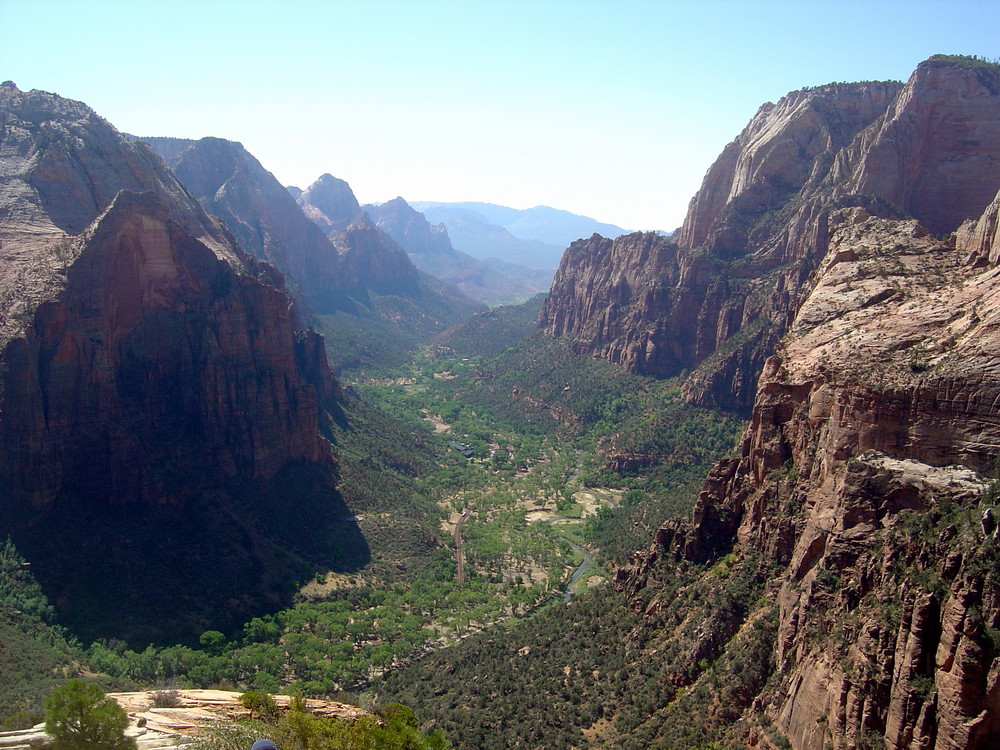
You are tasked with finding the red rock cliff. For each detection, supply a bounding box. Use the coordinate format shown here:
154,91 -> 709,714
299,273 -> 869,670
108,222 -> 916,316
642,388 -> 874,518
0,83 -> 335,511
542,59 -> 1000,416
610,58 -> 1000,750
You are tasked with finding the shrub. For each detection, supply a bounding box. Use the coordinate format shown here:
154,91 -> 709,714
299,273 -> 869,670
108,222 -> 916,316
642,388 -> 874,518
150,690 -> 182,708
239,691 -> 278,723
44,679 -> 136,750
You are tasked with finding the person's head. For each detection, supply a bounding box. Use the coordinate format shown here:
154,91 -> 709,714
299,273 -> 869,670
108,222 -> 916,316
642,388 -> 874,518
250,740 -> 277,750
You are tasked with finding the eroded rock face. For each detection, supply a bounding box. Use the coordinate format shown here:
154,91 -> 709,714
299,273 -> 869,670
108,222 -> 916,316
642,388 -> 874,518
619,204 -> 1000,749
540,83 -> 898,410
538,225 -> 795,411
365,197 -> 456,259
607,58 -> 1000,749
0,85 -> 335,510
841,58 -> 1000,235
541,58 -> 1000,415
678,81 -> 902,254
2,190 -> 333,508
0,84 -> 352,642
296,173 -> 363,232
144,136 -> 343,311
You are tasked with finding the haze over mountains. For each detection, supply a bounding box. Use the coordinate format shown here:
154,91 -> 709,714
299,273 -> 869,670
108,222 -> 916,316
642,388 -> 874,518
413,201 -> 631,270
3,53 -> 1000,750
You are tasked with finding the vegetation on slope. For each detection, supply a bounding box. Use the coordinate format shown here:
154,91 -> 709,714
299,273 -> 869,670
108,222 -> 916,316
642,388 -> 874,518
377,554 -> 779,750
2,297 -> 745,748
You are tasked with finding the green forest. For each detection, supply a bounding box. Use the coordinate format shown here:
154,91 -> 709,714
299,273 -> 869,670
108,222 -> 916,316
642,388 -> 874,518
0,301 -> 746,747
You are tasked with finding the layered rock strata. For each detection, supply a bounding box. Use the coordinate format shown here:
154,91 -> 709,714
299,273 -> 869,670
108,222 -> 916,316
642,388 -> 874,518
619,207 -> 1000,749
541,58 -> 1000,412
0,84 -> 335,510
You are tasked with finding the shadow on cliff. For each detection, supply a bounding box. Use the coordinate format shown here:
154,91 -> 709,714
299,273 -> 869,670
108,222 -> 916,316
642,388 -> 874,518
10,461 -> 370,648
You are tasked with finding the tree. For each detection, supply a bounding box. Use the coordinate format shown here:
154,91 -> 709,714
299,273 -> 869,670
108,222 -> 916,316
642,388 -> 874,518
239,690 -> 279,723
44,679 -> 136,750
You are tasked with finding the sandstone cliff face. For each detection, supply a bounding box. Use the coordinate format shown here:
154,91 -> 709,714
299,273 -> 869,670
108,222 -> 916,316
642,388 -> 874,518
677,82 -> 902,254
839,59 -> 1000,235
0,84 -> 335,509
619,208 -> 1000,749
607,58 -> 1000,750
956,187 -> 1000,265
541,83 -> 899,410
539,229 -> 789,411
144,136 -> 343,311
0,84 -> 352,641
543,59 -> 1000,414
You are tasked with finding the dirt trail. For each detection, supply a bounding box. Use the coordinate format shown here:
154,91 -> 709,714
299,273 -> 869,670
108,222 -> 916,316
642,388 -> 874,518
454,510 -> 469,585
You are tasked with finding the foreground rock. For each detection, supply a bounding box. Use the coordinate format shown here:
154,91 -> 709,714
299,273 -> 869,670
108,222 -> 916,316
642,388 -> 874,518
0,690 -> 368,750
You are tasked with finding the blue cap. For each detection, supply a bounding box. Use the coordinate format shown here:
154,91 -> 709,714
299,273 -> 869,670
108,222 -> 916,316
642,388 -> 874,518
251,741 -> 277,750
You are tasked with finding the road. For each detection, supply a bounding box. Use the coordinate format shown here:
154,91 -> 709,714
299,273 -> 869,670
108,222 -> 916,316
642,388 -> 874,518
454,510 -> 468,585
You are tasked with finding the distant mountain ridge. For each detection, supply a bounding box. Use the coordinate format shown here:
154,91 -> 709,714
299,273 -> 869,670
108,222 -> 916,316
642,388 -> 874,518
412,201 -> 629,270
360,197 -> 552,304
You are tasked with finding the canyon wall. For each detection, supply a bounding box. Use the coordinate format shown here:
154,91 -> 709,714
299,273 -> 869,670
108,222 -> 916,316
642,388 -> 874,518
614,57 -> 1000,749
0,82 -> 356,642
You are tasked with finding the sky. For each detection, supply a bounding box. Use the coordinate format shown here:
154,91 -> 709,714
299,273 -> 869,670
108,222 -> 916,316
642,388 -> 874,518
2,0 -> 998,232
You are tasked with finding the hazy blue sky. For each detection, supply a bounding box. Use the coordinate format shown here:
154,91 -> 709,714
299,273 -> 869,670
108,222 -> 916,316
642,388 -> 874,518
2,0 -> 998,231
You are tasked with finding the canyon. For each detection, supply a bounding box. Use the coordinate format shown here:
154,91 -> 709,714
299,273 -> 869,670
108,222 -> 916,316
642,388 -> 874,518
3,53 -> 1000,750
605,56 -> 1000,749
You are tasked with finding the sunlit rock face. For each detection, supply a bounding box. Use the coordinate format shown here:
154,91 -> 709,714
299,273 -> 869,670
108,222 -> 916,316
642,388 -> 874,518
612,58 -> 1000,749
542,58 -> 1000,422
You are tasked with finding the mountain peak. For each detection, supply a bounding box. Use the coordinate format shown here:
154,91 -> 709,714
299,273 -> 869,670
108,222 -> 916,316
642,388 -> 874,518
299,173 -> 361,225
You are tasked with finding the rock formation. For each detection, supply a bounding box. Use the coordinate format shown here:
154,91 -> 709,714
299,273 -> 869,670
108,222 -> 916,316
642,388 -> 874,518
143,137 -> 343,311
539,231 -> 777,411
296,173 -> 363,234
294,176 -> 484,354
364,197 -> 551,304
542,58 -> 1000,415
0,690 -> 369,750
614,57 -> 1000,750
0,82 -> 356,643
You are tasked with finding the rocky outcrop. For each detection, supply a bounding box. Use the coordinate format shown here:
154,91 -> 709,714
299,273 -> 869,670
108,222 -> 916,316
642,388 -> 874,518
839,58 -> 1000,235
365,197 -> 552,304
0,690 -> 369,750
365,197 -> 456,259
957,187 -> 1000,265
619,205 -> 1000,748
296,173 -> 363,233
0,85 -> 335,509
539,231 -> 784,411
0,84 -> 354,642
608,57 -> 1000,750
143,137 -> 343,311
677,81 -> 902,254
541,57 -> 1000,414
